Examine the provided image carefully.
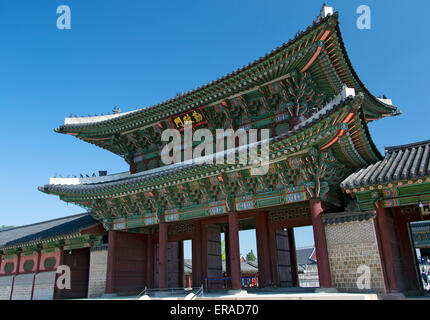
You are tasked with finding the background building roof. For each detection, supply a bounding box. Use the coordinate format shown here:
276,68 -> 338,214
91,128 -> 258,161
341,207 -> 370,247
296,246 -> 316,266
0,213 -> 98,248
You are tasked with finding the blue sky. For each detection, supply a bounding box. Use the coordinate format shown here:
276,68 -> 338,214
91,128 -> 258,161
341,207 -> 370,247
0,1 -> 428,256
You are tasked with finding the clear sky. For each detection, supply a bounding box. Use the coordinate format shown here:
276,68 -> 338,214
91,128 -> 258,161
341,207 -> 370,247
0,1 -> 429,254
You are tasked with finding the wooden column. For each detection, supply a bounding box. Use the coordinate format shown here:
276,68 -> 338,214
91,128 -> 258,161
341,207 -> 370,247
192,221 -> 203,287
158,223 -> 168,289
374,203 -> 399,293
310,198 -> 331,288
105,231 -> 117,293
228,212 -> 242,290
255,212 -> 272,287
287,228 -> 299,287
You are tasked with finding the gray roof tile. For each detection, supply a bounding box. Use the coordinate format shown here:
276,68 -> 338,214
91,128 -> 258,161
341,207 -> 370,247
0,213 -> 98,248
341,140 -> 430,189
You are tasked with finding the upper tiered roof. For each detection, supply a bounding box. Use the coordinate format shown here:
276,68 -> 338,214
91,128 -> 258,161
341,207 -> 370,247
53,8 -> 400,159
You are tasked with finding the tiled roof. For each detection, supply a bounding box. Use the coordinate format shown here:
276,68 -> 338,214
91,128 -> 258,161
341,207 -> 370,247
296,246 -> 316,266
0,213 -> 98,248
56,13 -> 334,132
55,9 -> 398,139
341,140 -> 430,189
40,93 -> 359,195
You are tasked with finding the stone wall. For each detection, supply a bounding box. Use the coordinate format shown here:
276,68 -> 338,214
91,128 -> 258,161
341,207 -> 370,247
325,218 -> 386,293
88,244 -> 108,298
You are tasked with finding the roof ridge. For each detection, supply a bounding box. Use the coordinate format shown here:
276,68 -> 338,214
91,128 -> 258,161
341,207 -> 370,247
385,140 -> 430,153
0,212 -> 89,234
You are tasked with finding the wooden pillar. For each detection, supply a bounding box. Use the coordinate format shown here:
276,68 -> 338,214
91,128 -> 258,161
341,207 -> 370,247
158,223 -> 168,289
228,212 -> 241,290
255,212 -> 272,287
374,203 -> 399,293
192,221 -> 202,287
105,231 -> 117,293
287,228 -> 299,287
310,198 -> 331,288
178,241 -> 184,288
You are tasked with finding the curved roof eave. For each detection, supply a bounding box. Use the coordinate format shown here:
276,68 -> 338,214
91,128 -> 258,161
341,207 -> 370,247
40,94 -> 377,199
54,11 -> 399,139
332,23 -> 400,120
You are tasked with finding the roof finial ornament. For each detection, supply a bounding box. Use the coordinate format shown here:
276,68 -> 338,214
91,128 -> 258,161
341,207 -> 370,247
112,106 -> 121,114
316,4 -> 334,22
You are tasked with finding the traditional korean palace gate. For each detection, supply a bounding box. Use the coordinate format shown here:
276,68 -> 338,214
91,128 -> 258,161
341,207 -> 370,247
34,6 -> 429,296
